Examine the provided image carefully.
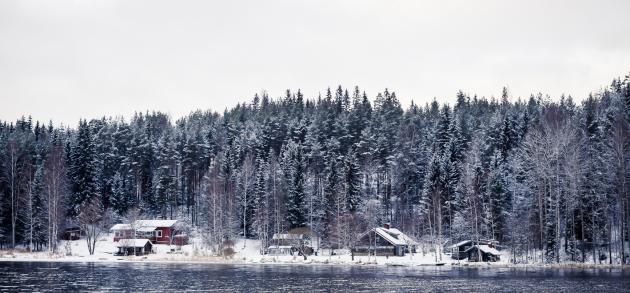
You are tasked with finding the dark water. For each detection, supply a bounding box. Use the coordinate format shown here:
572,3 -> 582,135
0,261 -> 628,292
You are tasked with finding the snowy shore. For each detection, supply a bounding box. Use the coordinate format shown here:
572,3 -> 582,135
1,236 -> 628,269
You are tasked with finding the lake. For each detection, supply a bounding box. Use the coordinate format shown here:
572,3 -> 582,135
0,261 -> 628,292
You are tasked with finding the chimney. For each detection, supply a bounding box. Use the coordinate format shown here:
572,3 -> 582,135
383,223 -> 390,229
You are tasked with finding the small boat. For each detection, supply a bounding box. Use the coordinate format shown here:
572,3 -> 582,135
435,263 -> 446,266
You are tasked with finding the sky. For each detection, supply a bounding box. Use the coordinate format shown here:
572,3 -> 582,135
1,0 -> 630,127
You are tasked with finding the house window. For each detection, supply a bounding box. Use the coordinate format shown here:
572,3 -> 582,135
156,230 -> 162,238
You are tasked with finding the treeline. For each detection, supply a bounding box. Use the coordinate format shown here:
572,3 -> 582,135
1,76 -> 629,264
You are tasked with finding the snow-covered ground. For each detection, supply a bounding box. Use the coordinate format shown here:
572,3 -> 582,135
0,234 -> 222,264
0,233 -> 508,267
3,234 -> 624,268
233,238 -> 468,266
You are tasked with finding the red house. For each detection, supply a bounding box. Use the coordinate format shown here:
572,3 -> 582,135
110,220 -> 188,245
110,224 -> 133,242
135,220 -> 180,245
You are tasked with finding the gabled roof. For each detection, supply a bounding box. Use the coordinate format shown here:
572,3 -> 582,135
448,240 -> 473,249
268,245 -> 293,249
386,228 -> 418,245
115,239 -> 152,248
272,233 -> 304,240
465,244 -> 500,256
135,220 -> 178,228
369,227 -> 417,246
110,220 -> 178,232
136,226 -> 158,232
110,224 -> 132,231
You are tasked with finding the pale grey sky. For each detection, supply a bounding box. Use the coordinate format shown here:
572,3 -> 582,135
1,0 -> 630,127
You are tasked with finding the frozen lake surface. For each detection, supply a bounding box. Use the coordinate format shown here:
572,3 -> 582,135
0,261 -> 629,292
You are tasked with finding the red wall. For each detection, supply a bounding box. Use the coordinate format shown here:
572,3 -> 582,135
153,227 -> 172,244
113,230 -> 134,242
114,226 -> 188,245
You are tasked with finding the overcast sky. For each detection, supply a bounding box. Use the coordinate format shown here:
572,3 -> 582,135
1,0 -> 630,127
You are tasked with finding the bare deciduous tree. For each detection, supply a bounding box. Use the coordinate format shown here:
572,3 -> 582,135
77,197 -> 108,255
44,142 -> 67,253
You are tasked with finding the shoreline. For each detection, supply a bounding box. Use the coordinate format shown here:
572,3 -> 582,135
1,255 -> 628,270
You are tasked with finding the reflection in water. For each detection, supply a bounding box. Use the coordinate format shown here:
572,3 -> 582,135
0,261 -> 629,292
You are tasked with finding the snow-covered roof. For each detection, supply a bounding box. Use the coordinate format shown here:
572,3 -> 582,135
268,245 -> 293,249
136,226 -> 157,232
374,227 -> 407,246
272,233 -> 304,240
477,245 -> 500,255
448,240 -> 473,249
110,224 -> 132,231
465,245 -> 500,256
134,220 -> 178,228
115,239 -> 152,248
110,220 -> 178,232
386,228 -> 418,245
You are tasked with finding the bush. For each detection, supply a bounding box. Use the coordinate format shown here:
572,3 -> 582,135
222,247 -> 235,259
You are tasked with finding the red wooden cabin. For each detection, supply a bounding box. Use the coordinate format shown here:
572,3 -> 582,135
110,220 -> 188,245
110,224 -> 133,242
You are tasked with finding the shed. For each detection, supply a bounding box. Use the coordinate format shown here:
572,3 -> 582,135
115,239 -> 153,256
61,227 -> 82,241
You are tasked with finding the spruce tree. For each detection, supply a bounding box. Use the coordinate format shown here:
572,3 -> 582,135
68,120 -> 98,217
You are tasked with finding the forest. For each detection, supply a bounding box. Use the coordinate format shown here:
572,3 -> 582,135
1,74 -> 629,264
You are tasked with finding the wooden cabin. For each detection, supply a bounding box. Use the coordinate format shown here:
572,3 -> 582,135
447,240 -> 501,262
353,224 -> 418,257
115,239 -> 153,256
267,228 -> 313,256
134,220 -> 179,244
110,224 -> 133,242
60,227 -> 82,240
466,245 -> 501,262
448,240 -> 475,260
110,220 -> 188,245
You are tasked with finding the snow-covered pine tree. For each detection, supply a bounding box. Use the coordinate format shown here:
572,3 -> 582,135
68,119 -> 98,217
282,140 -> 307,229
